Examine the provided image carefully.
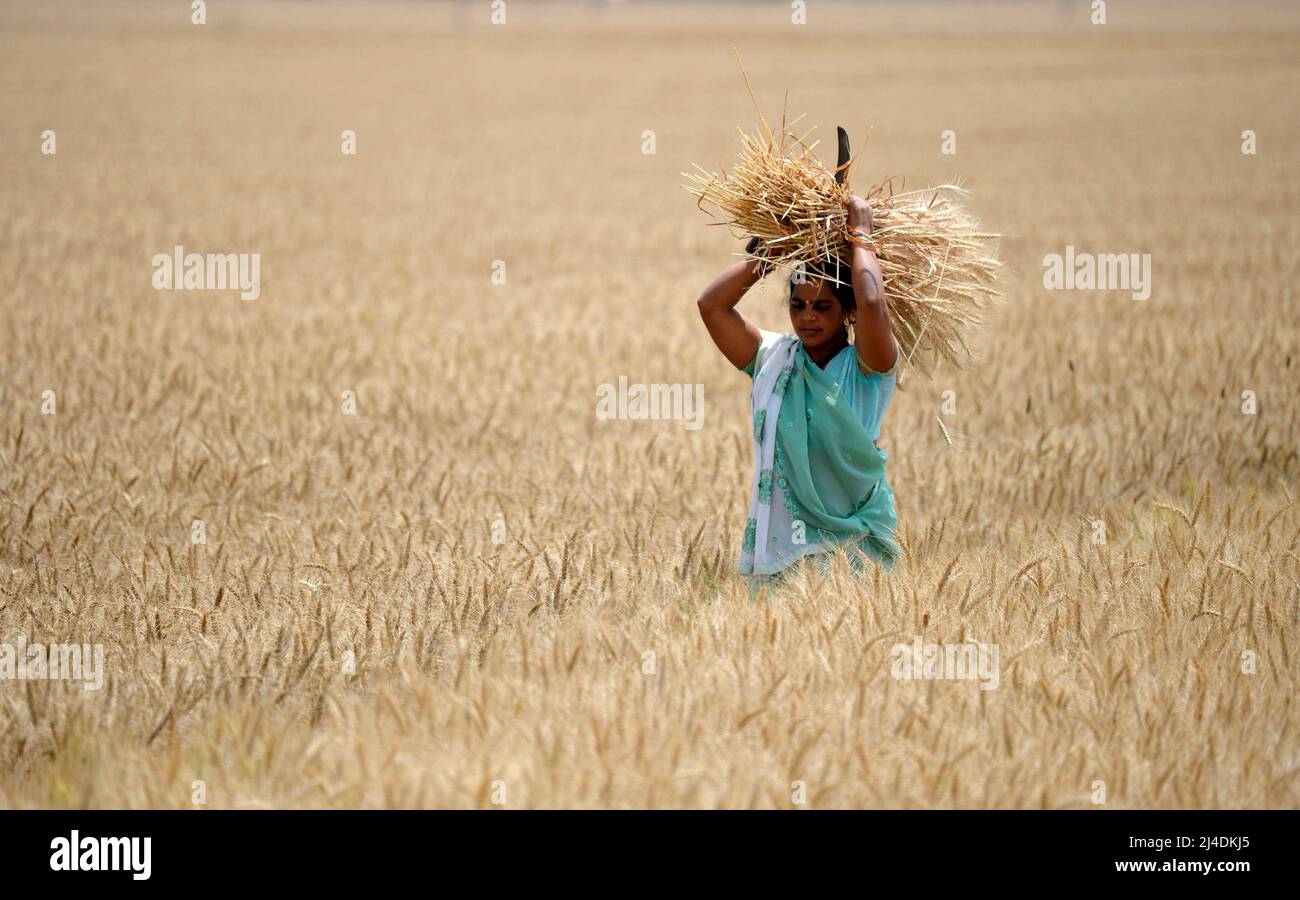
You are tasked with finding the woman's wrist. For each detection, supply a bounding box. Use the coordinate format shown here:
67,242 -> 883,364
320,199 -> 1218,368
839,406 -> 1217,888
846,227 -> 880,255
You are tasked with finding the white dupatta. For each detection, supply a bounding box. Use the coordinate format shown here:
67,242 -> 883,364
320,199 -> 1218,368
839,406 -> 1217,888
739,334 -> 798,575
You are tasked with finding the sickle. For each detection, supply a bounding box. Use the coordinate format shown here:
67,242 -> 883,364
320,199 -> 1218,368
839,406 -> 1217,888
835,126 -> 851,186
835,127 -> 852,282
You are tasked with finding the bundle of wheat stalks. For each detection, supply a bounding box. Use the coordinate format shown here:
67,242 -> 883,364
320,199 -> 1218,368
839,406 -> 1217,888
683,112 -> 1003,379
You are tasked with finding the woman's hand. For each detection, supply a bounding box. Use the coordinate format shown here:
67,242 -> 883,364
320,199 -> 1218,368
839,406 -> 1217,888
846,195 -> 873,233
744,235 -> 772,277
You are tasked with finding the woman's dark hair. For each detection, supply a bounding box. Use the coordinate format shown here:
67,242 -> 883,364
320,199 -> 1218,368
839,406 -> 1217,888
786,258 -> 856,313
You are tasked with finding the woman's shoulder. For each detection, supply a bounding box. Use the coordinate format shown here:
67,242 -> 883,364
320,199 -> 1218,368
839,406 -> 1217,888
855,353 -> 898,380
743,329 -> 797,376
847,339 -> 900,381
826,344 -> 898,383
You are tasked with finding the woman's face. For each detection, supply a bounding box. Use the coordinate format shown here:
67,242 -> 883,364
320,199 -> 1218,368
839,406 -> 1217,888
788,279 -> 846,351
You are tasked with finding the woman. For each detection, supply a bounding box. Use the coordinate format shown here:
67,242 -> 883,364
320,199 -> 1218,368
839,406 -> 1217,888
696,196 -> 902,586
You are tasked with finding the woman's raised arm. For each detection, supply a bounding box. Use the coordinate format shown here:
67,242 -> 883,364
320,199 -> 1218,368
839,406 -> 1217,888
846,197 -> 900,373
696,246 -> 766,371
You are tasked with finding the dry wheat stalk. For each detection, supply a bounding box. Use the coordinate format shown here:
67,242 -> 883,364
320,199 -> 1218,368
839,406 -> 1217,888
683,98 -> 1003,379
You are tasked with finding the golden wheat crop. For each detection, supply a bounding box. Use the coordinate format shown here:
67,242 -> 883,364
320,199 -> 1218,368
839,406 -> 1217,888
0,0 -> 1297,809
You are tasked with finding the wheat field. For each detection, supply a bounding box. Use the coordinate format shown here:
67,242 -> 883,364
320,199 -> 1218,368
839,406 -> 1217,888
0,0 -> 1297,809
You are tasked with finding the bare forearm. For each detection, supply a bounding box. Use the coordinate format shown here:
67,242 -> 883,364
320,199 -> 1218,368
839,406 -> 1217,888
851,244 -> 898,370
850,244 -> 885,309
696,258 -> 764,312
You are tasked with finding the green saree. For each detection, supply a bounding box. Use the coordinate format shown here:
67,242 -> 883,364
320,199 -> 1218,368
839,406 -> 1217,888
740,330 -> 901,580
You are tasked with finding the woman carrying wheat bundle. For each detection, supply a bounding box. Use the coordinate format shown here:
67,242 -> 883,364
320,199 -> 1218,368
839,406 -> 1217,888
697,195 -> 902,586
